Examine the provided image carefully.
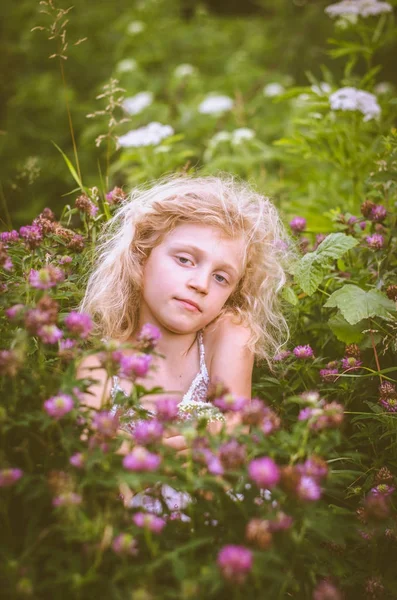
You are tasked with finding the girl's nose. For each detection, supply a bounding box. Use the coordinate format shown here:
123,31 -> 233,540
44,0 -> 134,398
187,272 -> 209,294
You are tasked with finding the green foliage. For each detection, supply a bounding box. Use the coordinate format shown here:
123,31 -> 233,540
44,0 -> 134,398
324,285 -> 396,325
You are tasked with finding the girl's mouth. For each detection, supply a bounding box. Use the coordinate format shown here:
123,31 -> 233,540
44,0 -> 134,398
175,298 -> 201,312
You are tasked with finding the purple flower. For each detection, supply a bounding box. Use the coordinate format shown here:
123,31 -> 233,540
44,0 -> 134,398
92,411 -> 119,437
293,345 -> 314,359
155,396 -> 180,422
219,440 -> 246,469
69,453 -> 85,469
298,407 -> 321,421
370,484 -> 395,497
43,394 -> 74,419
297,456 -> 328,482
19,225 -> 43,248
379,396 -> 397,412
137,323 -> 161,350
273,350 -> 291,362
29,266 -> 65,289
119,353 -> 152,379
341,356 -> 362,371
133,512 -> 166,533
369,205 -> 387,223
261,407 -> 281,435
217,545 -> 253,585
5,304 -> 25,321
289,217 -> 306,234
319,368 -> 339,382
0,350 -> 22,377
0,230 -> 19,243
58,255 -> 73,265
313,580 -> 343,600
111,533 -> 138,555
64,311 -> 93,339
366,234 -> 384,250
269,511 -> 293,532
297,476 -> 321,501
58,338 -> 77,359
123,447 -> 161,472
248,457 -> 280,488
200,450 -> 224,476
53,492 -> 82,507
133,419 -> 164,445
214,393 -> 249,412
0,468 -> 23,487
37,324 -> 63,344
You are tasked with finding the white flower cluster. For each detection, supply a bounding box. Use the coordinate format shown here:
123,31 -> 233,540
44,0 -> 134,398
173,63 -> 195,78
178,401 -> 224,423
209,128 -> 255,147
329,87 -> 381,121
116,59 -> 137,73
263,83 -> 285,98
122,92 -> 153,115
198,94 -> 234,115
118,122 -> 174,148
325,0 -> 392,18
127,21 -> 146,35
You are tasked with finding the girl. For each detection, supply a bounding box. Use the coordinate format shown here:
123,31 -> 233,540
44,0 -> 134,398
77,174 -> 290,448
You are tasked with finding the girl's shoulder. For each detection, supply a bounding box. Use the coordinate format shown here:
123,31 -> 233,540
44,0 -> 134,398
203,311 -> 253,370
76,353 -> 112,410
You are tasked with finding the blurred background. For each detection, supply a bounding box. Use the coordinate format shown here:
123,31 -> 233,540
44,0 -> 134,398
1,0 -> 396,227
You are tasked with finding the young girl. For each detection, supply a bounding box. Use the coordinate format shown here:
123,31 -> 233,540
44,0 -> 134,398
77,174 -> 290,450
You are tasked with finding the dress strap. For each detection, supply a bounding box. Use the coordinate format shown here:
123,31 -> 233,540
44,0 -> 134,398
197,330 -> 207,372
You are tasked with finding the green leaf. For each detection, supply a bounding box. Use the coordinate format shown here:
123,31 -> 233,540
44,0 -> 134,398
294,253 -> 324,296
315,233 -> 358,261
328,313 -> 365,343
324,285 -> 396,325
52,142 -> 84,191
282,286 -> 299,306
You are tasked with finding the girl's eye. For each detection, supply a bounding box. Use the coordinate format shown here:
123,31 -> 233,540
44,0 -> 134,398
176,256 -> 192,265
214,274 -> 228,284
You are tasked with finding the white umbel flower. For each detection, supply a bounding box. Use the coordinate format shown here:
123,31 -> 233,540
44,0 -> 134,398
311,82 -> 332,95
174,63 -> 195,78
122,92 -> 153,115
231,128 -> 255,145
329,87 -> 381,121
198,94 -> 234,115
118,122 -> 174,148
263,83 -> 285,97
325,0 -> 392,18
116,59 -> 137,73
127,21 -> 146,34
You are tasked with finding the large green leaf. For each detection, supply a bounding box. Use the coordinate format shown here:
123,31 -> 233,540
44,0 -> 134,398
324,285 -> 396,325
315,233 -> 358,261
328,313 -> 365,343
294,253 -> 324,296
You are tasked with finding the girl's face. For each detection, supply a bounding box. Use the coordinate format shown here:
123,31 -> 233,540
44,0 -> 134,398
139,223 -> 245,335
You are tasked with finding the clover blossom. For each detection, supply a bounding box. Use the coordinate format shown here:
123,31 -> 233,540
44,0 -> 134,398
64,311 -> 93,338
379,396 -> 397,412
248,457 -> 280,488
75,194 -> 98,217
29,266 -> 65,289
329,87 -> 381,122
273,349 -> 291,361
122,92 -> 153,115
44,394 -> 74,419
136,323 -> 161,350
105,186 -> 127,205
123,447 -> 161,472
37,325 -> 63,345
198,94 -> 234,115
245,518 -> 272,549
133,420 -> 164,445
289,216 -> 306,234
0,230 -> 19,243
341,356 -> 362,370
92,411 -> 119,438
155,396 -> 180,422
19,224 -> 43,249
111,533 -> 138,556
297,475 -> 322,501
0,468 -> 23,487
133,512 -> 166,533
214,393 -> 248,412
370,483 -> 395,497
366,233 -> 384,250
293,345 -> 314,359
369,204 -> 387,222
219,440 -> 246,470
118,122 -> 174,148
119,353 -> 152,379
217,545 -> 253,585
313,579 -> 343,600
297,456 -> 328,482
69,453 -> 85,469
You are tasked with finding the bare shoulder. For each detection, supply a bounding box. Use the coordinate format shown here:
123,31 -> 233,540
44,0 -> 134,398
76,352 -> 113,410
203,312 -> 254,398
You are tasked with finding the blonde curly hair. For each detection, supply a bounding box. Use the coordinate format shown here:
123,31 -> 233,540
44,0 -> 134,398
80,173 -> 294,366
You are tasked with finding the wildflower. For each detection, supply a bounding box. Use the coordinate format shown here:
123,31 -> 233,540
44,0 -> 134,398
242,398 -> 267,426
323,401 -> 344,427
0,468 -> 23,487
133,511 -> 166,533
123,447 -> 161,472
64,311 -> 93,338
297,456 -> 328,481
219,440 -> 246,470
19,224 -> 43,249
261,407 -> 281,435
5,304 -> 25,321
361,199 -> 375,218
217,545 -> 253,584
341,356 -> 362,370
365,576 -> 385,599
301,390 -> 322,405
370,483 -> 395,497
67,234 -> 85,252
173,63 -> 195,78
273,349 -> 291,361
214,393 -> 248,412
231,128 -> 255,145
374,466 -> 394,485
366,234 -> 384,250
118,122 -> 174,148
202,450 -> 224,476
314,234 -> 327,249
112,533 -> 138,556
248,457 -> 280,489
293,345 -> 314,359
263,82 -> 285,97
0,349 -> 23,376
136,323 -> 161,350
69,453 -> 85,469
116,58 -> 137,72
92,411 -> 119,437
44,394 -> 74,419
29,266 -> 65,289
369,204 -> 387,222
127,21 -> 145,35
37,325 -> 63,344
198,94 -> 234,115
297,475 -> 322,501
363,493 -> 390,520
0,230 -> 19,243
386,285 -> 397,301
122,92 -> 153,115
153,397 -> 180,423
289,216 -> 306,234
58,338 -> 77,360
106,186 -> 127,205
325,0 -> 392,19
133,420 -> 164,445
345,343 -> 361,358
270,511 -> 294,531
53,492 -> 82,507
119,353 -> 152,379
313,579 -> 343,600
245,518 -> 272,549
329,87 -> 381,122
